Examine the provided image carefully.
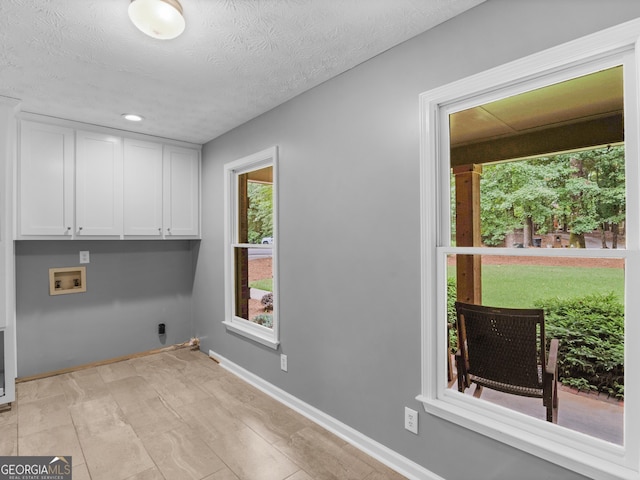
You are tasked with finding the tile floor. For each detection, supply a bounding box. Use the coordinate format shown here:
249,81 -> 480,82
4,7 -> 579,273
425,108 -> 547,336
0,349 -> 406,480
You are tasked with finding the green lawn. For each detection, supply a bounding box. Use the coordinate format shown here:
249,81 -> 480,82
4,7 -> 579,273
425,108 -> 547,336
249,278 -> 273,291
448,264 -> 624,308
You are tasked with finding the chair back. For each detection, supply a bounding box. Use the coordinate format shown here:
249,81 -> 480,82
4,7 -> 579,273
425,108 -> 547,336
455,302 -> 545,390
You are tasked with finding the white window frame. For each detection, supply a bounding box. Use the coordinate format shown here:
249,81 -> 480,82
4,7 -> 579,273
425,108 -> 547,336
223,146 -> 279,349
418,20 -> 640,480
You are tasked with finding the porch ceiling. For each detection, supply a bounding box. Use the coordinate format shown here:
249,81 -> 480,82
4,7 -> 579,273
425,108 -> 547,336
450,66 -> 624,166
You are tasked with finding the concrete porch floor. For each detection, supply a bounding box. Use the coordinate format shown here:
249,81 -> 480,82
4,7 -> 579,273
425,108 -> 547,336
451,381 -> 623,445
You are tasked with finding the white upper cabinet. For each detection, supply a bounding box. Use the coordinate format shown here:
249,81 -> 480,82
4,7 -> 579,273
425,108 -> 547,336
163,145 -> 200,237
18,119 -> 200,240
19,121 -> 74,236
123,138 -> 163,236
75,130 -> 123,236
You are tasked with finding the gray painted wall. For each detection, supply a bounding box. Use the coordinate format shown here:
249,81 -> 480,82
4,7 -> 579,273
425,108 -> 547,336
16,240 -> 196,377
193,1 -> 640,479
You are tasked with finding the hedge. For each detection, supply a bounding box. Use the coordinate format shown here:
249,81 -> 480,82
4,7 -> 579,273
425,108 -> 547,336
537,293 -> 624,400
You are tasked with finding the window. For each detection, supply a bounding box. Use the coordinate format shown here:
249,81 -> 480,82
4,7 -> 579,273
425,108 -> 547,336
223,147 -> 278,348
419,22 -> 640,479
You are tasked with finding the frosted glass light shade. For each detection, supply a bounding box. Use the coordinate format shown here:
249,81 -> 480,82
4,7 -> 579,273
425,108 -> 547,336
122,113 -> 144,122
128,0 -> 185,40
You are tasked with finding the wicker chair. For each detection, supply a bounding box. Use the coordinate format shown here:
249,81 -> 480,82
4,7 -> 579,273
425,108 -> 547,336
454,302 -> 559,423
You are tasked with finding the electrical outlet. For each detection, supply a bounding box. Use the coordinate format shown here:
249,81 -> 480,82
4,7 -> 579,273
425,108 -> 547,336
280,354 -> 288,372
79,251 -> 90,264
404,407 -> 418,434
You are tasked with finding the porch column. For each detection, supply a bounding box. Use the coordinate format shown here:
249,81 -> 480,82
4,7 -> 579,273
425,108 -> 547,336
235,173 -> 249,319
453,164 -> 482,304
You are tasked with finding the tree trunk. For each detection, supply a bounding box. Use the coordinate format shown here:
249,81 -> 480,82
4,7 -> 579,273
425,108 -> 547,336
523,217 -> 534,247
612,223 -> 619,249
569,232 -> 586,248
569,156 -> 587,249
600,223 -> 608,249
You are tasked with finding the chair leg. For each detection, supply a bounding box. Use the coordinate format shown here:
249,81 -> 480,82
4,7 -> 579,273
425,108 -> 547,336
552,380 -> 558,423
546,381 -> 558,423
473,384 -> 483,398
455,353 -> 466,392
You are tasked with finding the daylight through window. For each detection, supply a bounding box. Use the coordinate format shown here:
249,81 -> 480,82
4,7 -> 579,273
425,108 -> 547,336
223,147 -> 278,348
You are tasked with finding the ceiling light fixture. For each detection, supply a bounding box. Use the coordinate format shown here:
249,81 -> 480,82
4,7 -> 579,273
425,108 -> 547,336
122,113 -> 144,122
128,0 -> 185,40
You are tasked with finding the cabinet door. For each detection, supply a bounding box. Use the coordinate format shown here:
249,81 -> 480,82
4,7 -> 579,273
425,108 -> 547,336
76,131 -> 123,236
163,145 -> 200,237
19,121 -> 74,236
123,139 -> 163,236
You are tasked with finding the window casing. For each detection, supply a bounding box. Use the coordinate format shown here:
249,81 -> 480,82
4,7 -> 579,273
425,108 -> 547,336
419,21 -> 640,480
223,147 -> 279,349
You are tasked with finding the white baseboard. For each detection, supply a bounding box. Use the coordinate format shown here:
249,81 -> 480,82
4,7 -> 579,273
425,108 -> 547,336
209,349 -> 443,480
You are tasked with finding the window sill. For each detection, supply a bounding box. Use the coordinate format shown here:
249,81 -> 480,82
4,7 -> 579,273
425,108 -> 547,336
222,319 -> 279,349
416,393 -> 634,480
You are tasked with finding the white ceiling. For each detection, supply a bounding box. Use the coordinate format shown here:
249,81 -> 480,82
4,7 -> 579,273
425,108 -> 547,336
0,0 -> 484,145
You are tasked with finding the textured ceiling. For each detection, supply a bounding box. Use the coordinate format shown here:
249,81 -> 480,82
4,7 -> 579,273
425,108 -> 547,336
0,0 -> 484,145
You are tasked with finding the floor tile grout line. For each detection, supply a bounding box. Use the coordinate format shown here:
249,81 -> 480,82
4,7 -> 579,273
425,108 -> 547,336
108,354 -> 226,480
101,366 -> 167,480
67,392 -> 92,480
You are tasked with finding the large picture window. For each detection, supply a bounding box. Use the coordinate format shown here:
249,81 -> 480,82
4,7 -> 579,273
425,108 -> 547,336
223,147 -> 278,348
419,21 -> 640,480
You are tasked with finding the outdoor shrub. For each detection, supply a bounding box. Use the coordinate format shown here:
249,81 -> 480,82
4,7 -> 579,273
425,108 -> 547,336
253,314 -> 273,328
536,293 -> 624,400
261,292 -> 273,311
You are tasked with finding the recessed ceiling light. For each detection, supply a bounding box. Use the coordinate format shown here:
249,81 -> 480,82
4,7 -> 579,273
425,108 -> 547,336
122,113 -> 144,122
128,0 -> 185,40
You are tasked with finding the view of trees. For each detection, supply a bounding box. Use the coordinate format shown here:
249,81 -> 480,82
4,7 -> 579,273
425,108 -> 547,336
247,181 -> 273,244
479,145 -> 626,248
